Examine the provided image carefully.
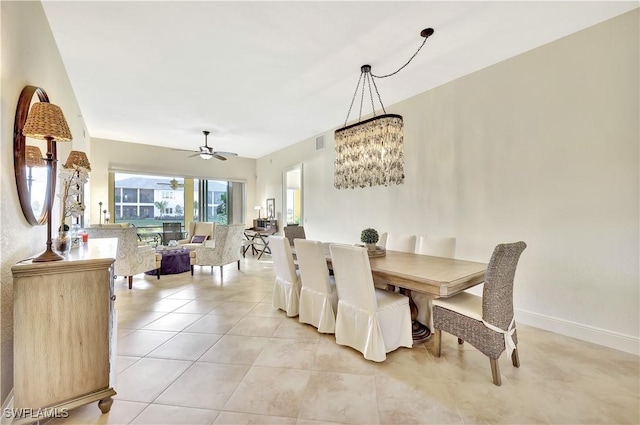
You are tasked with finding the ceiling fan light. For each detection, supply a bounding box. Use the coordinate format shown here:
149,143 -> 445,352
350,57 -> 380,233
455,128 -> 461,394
200,152 -> 213,160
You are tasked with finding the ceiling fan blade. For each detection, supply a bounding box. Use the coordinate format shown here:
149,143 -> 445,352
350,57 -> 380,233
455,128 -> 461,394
172,148 -> 196,153
187,153 -> 201,158
213,154 -> 227,161
213,151 -> 238,157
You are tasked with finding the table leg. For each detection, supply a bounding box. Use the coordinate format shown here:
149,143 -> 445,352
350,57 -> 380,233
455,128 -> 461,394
400,288 -> 431,344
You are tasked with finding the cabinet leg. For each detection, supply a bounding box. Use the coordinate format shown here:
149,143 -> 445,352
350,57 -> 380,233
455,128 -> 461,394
98,396 -> 114,413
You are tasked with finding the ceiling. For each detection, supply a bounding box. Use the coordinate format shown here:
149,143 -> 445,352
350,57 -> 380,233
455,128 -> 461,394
41,1 -> 637,159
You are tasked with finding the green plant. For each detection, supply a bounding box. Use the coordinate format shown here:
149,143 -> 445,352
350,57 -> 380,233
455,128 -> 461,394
360,228 -> 379,244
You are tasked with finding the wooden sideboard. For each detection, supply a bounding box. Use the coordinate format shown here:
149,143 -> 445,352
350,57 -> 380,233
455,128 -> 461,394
253,218 -> 278,231
11,239 -> 118,424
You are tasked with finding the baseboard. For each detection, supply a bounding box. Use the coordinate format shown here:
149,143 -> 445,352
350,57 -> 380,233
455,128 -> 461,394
1,390 -> 14,425
516,308 -> 639,355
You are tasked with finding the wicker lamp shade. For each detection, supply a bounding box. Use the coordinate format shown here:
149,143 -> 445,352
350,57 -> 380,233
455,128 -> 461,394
22,102 -> 72,142
25,145 -> 46,167
63,150 -> 91,171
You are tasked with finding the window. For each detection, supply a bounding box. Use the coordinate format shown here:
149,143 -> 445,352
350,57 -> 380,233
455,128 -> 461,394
284,165 -> 303,225
196,179 -> 245,225
113,173 -> 185,234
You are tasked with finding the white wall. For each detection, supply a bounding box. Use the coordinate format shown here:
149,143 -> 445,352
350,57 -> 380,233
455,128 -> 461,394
256,10 -> 639,354
0,1 -> 90,404
89,138 -> 256,226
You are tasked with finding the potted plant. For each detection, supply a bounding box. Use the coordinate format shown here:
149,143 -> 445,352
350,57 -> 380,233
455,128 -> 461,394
360,228 -> 379,251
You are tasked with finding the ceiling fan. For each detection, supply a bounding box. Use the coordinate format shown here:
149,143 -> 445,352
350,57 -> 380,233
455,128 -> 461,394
178,130 -> 238,161
157,178 -> 184,191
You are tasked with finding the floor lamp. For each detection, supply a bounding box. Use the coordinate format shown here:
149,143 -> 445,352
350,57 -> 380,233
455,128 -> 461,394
22,102 -> 72,262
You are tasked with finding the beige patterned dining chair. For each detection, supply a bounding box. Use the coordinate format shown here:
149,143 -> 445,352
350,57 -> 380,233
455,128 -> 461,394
294,239 -> 337,333
329,244 -> 413,362
271,235 -> 301,317
432,241 -> 527,385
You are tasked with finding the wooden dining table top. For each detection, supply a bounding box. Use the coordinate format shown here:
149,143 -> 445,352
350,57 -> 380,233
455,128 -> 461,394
294,244 -> 488,298
366,250 -> 487,297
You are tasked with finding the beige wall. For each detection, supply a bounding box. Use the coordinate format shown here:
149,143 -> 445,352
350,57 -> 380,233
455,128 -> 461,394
88,138 -> 256,226
257,10 -> 639,353
0,1 -> 89,404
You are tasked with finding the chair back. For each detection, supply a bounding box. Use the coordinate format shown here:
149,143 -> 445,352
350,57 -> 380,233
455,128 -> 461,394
384,233 -> 417,253
188,222 -> 216,241
482,241 -> 527,330
284,225 -> 306,245
329,244 -> 378,312
415,236 -> 456,258
215,224 -> 244,255
162,222 -> 183,245
270,235 -> 297,282
294,239 -> 331,295
84,227 -> 145,275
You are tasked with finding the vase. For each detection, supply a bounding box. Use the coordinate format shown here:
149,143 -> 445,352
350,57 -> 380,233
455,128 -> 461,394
366,243 -> 377,251
54,231 -> 72,255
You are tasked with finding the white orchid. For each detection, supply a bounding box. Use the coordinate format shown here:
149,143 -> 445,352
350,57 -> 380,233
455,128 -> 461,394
58,165 -> 89,232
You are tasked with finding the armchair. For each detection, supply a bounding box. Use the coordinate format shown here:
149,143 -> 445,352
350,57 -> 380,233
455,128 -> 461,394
84,226 -> 161,289
189,224 -> 244,278
179,221 -> 216,249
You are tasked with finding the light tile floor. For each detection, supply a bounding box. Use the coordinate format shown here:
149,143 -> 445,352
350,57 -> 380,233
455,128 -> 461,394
48,256 -> 639,425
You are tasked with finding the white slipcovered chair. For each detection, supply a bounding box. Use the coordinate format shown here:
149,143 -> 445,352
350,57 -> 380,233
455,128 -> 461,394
380,232 -> 417,253
413,236 -> 457,326
294,239 -> 337,333
85,226 -> 161,289
329,244 -> 413,362
270,235 -> 301,317
189,224 -> 244,278
179,221 -> 216,249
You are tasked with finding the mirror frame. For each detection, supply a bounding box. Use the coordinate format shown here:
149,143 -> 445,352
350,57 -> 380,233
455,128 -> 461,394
14,85 -> 57,226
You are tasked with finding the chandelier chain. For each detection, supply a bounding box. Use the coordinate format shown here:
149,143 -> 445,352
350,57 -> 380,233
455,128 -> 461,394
344,72 -> 364,128
370,75 -> 387,115
371,36 -> 428,79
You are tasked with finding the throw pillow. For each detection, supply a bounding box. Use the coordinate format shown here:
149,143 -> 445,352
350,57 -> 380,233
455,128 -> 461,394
191,235 -> 208,244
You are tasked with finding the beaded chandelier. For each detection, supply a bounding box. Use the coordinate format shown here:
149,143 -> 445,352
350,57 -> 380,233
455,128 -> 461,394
334,28 -> 434,190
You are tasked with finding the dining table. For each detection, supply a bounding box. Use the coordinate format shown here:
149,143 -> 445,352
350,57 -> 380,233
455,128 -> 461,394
296,245 -> 488,344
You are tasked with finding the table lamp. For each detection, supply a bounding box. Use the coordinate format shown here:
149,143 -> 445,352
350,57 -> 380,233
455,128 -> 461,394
22,102 -> 72,262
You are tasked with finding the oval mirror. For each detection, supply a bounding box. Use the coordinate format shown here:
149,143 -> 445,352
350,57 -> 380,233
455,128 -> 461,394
14,86 -> 57,225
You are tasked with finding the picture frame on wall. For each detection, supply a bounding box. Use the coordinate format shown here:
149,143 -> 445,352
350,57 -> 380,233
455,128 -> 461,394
266,198 -> 275,219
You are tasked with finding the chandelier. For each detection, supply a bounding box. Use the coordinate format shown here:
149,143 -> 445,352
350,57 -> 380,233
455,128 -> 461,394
334,28 -> 434,190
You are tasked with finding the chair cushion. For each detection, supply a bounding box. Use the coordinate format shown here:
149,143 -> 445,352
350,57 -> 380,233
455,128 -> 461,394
432,292 -> 482,321
191,235 -> 208,243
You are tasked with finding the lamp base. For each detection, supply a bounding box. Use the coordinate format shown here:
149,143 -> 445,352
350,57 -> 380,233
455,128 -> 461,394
32,247 -> 65,262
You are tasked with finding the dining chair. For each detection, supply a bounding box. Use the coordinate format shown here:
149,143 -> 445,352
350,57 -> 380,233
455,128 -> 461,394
284,225 -> 306,246
415,236 -> 456,258
382,233 -> 417,253
432,241 -> 527,385
294,239 -> 337,333
413,236 -> 457,328
270,235 -> 301,317
329,244 -> 413,362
